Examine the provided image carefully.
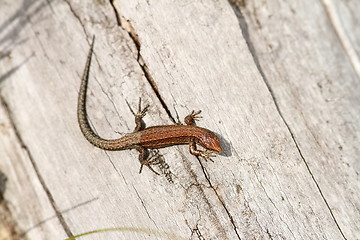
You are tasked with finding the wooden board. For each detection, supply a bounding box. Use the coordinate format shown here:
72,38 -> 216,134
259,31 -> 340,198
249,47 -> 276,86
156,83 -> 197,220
0,0 -> 359,239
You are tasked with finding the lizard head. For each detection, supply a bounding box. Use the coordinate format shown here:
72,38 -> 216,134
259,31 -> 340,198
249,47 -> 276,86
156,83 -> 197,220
198,130 -> 222,153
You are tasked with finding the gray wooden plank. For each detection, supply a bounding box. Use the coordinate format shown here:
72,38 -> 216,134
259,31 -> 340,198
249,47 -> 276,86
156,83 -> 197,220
115,0 -> 356,238
0,97 -> 67,239
233,0 -> 360,238
0,0 -> 359,239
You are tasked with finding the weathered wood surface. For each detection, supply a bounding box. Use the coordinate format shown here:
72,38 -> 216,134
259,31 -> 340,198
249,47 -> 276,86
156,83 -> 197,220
0,0 -> 359,239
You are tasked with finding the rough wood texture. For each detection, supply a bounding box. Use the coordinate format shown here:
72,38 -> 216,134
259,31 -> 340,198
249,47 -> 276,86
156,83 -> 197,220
0,0 -> 359,239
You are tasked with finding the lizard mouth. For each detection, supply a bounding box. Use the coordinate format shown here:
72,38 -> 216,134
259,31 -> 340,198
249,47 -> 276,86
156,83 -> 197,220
212,145 -> 222,153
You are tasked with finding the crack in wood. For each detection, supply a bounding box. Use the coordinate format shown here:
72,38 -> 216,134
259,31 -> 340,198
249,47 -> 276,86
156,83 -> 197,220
109,0 -> 176,124
228,2 -> 348,239
107,2 -> 244,238
132,186 -> 158,229
198,159 -> 242,240
0,96 -> 74,238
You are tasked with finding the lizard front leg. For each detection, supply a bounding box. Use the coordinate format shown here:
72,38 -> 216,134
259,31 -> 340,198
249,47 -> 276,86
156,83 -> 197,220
184,110 -> 202,125
185,111 -> 216,161
189,141 -> 215,162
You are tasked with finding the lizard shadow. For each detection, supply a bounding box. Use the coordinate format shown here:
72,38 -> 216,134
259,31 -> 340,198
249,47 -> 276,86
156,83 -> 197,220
217,133 -> 232,158
0,170 -> 7,202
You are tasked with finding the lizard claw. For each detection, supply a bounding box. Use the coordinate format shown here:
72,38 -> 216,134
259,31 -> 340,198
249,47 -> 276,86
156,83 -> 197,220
139,150 -> 161,175
200,150 -> 216,162
185,110 -> 202,125
126,98 -> 150,118
190,110 -> 202,121
136,98 -> 150,118
136,104 -> 149,119
139,164 -> 160,175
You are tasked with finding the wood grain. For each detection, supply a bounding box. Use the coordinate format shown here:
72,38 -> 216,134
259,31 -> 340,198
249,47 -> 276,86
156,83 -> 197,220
0,0 -> 359,239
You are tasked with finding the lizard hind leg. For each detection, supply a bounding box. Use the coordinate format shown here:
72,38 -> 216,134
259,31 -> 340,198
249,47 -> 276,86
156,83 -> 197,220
136,146 -> 160,175
126,98 -> 150,132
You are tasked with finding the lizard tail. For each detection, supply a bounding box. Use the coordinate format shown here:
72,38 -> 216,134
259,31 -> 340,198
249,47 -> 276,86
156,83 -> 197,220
77,36 -> 110,149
